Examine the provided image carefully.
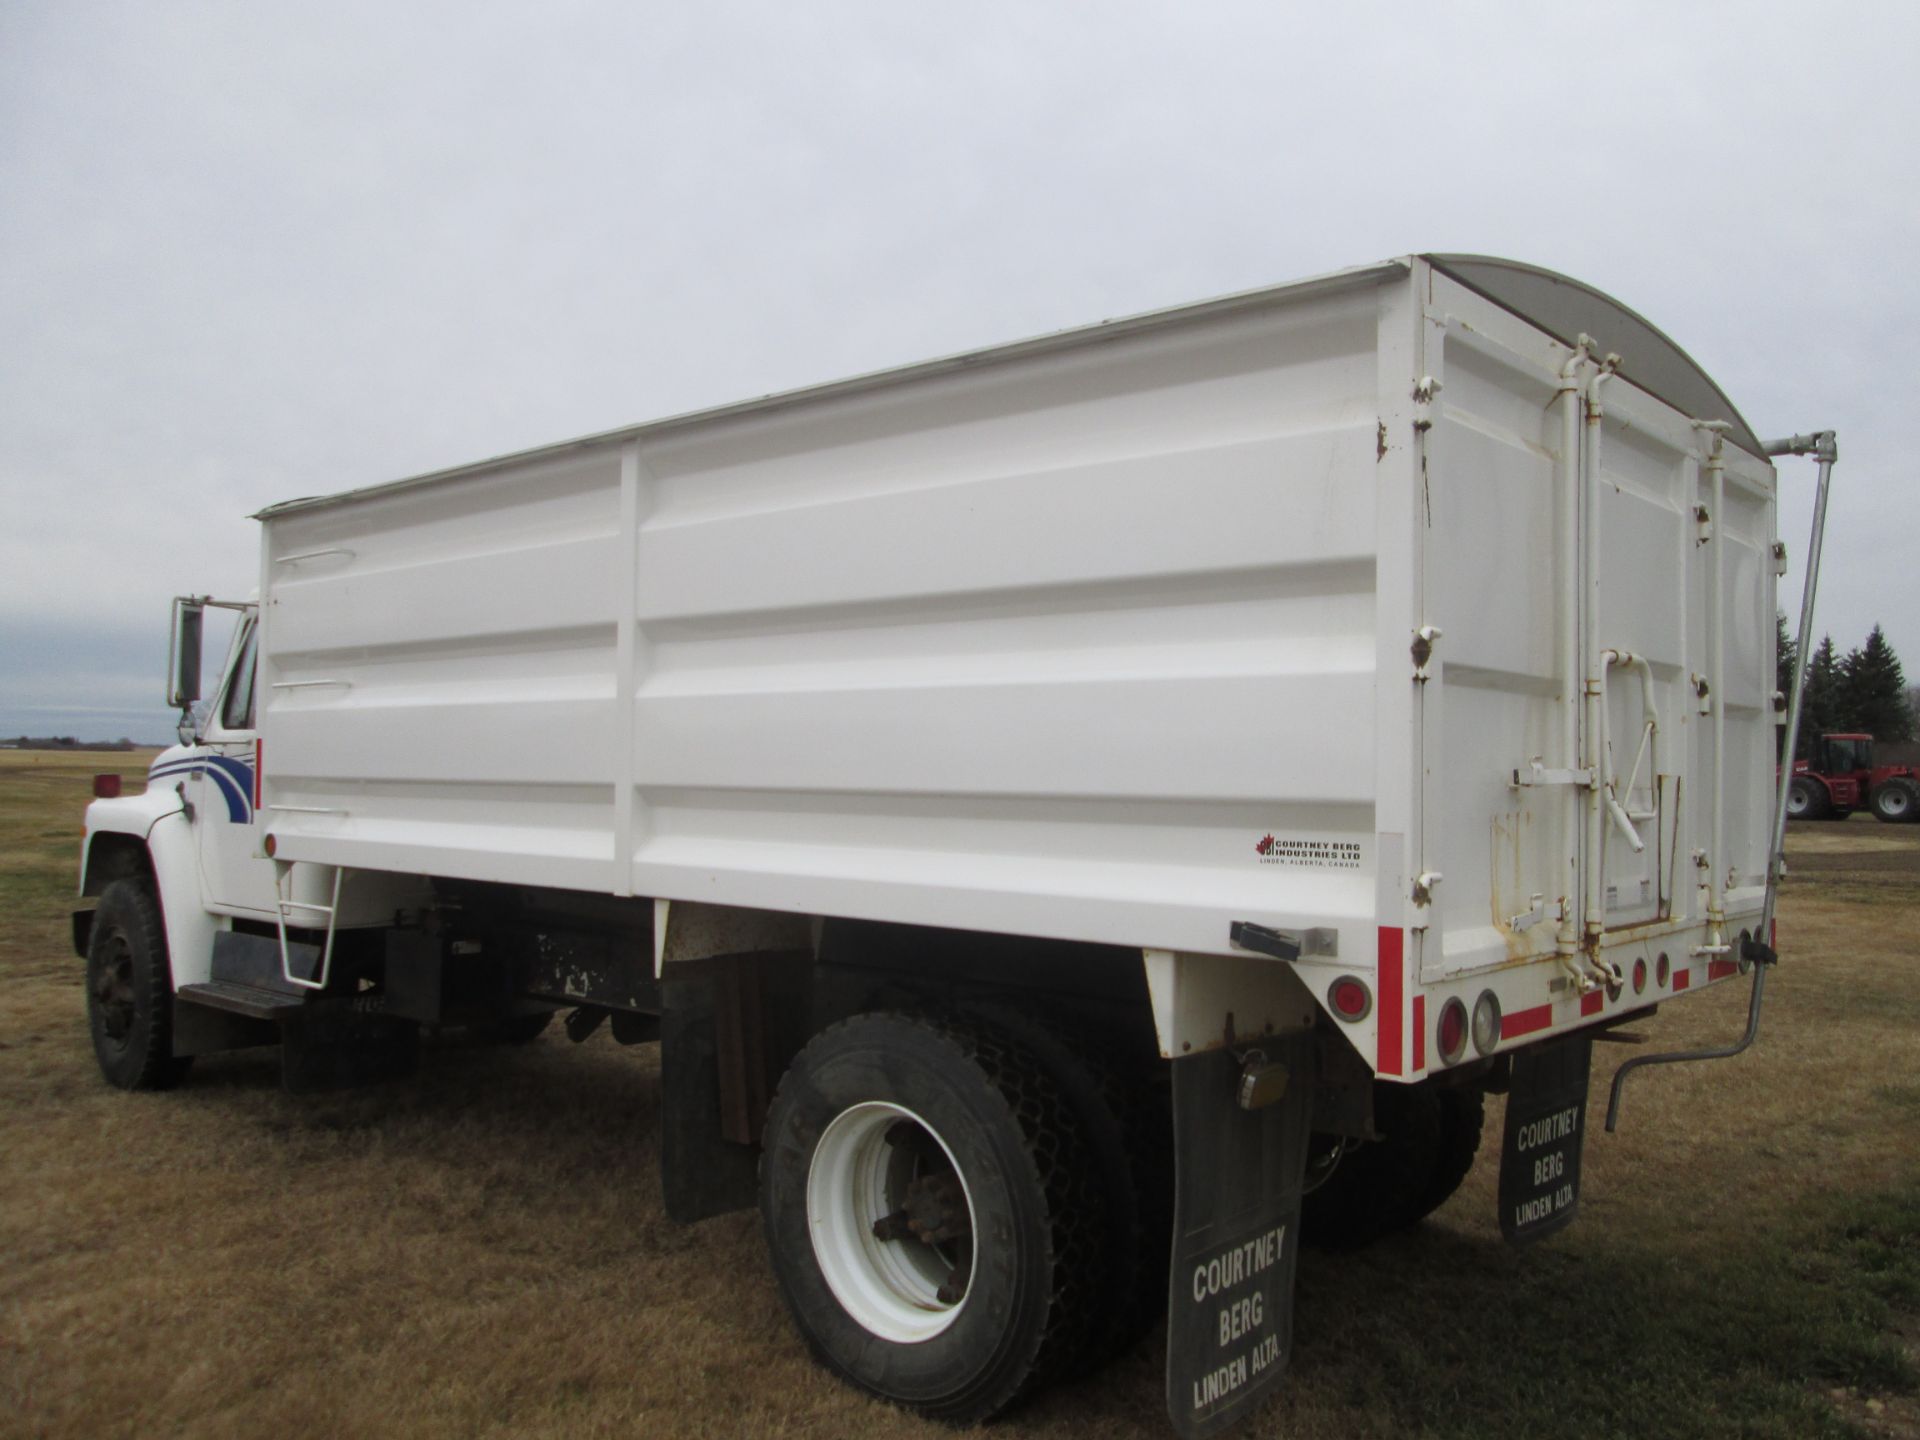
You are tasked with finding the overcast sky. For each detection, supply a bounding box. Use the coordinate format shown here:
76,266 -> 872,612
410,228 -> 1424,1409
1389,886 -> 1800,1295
3,1 -> 1913,740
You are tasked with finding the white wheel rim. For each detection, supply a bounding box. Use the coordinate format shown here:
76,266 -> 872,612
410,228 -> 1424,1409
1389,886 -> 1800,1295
806,1101 -> 977,1344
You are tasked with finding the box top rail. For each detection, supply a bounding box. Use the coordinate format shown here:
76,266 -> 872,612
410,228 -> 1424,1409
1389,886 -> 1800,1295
256,253 -> 1763,522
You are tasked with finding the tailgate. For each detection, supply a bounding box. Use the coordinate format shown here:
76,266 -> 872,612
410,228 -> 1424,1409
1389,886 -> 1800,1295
1415,267 -> 1776,990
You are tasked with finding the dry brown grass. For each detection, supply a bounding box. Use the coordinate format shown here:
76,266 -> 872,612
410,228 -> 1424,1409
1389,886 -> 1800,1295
1,748 -> 1915,1439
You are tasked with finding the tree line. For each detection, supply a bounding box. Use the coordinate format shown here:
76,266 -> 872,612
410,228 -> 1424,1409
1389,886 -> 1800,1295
1776,616 -> 1915,750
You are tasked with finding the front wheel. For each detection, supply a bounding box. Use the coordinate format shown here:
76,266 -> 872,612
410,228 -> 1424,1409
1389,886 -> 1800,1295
1786,776 -> 1830,821
1872,779 -> 1919,824
85,878 -> 192,1091
758,1012 -> 1101,1423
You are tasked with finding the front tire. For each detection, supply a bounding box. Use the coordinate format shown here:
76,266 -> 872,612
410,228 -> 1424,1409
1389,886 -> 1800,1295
759,1012 -> 1101,1423
1787,776 -> 1830,821
85,878 -> 192,1091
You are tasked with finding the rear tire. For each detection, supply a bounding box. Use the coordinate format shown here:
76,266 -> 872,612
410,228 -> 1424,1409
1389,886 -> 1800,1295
968,1007 -> 1170,1372
759,1012 -> 1103,1423
1787,776 -> 1830,821
1415,1087 -> 1485,1220
85,878 -> 192,1091
1300,1081 -> 1482,1249
1872,779 -> 1919,824
470,1011 -> 553,1045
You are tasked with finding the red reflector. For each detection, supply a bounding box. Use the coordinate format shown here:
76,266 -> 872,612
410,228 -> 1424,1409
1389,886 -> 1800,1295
1632,958 -> 1647,994
91,774 -> 121,798
1377,927 -> 1404,1077
1328,977 -> 1372,1022
1580,990 -> 1604,1017
1501,1002 -> 1554,1040
1707,959 -> 1737,982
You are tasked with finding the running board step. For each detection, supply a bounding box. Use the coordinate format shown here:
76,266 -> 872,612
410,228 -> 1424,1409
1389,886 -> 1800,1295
178,980 -> 308,1021
211,929 -> 322,992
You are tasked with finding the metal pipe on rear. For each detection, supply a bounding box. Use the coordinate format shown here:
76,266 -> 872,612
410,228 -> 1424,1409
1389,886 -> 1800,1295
1605,431 -> 1837,1132
1698,422 -> 1731,943
1581,352 -> 1620,964
1555,339 -> 1592,962
1770,433 -> 1838,896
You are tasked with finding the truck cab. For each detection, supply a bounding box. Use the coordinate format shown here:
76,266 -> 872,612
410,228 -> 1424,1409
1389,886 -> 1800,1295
77,598 -> 435,1090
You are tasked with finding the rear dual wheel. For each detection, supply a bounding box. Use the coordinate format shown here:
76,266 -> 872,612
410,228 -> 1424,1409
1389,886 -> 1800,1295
1300,1081 -> 1484,1250
759,1012 -> 1108,1423
968,1007 -> 1171,1374
469,1011 -> 554,1045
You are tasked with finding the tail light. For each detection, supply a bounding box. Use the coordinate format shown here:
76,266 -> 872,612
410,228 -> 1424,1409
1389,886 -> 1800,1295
1656,952 -> 1671,987
92,774 -> 121,798
1327,976 -> 1372,1022
1471,991 -> 1500,1055
1437,998 -> 1468,1065
1632,957 -> 1647,994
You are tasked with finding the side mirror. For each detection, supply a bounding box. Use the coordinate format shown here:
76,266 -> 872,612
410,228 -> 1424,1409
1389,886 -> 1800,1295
169,597 -> 204,709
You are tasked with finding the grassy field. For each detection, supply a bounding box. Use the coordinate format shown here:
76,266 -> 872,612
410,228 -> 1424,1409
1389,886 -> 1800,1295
2,748 -> 1916,1439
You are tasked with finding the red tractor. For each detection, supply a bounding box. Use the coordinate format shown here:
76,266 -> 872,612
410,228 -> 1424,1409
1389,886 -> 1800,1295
1786,733 -> 1920,823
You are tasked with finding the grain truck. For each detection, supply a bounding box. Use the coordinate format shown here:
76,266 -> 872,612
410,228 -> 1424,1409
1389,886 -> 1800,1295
74,254 -> 1837,1436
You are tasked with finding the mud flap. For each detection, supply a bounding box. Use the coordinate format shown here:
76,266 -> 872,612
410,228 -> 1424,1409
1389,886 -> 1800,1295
1165,1031 -> 1316,1440
658,973 -> 758,1223
1497,1031 -> 1593,1243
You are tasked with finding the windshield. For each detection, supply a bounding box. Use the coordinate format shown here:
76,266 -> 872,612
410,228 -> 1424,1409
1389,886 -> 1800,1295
1824,737 -> 1870,772
218,618 -> 259,731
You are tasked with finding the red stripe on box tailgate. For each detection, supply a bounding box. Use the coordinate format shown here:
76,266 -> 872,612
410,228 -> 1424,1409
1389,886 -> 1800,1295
1581,990 -> 1604,1018
1501,1003 -> 1554,1041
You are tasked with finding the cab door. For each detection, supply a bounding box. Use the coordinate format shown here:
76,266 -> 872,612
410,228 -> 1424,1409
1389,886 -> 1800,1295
194,612 -> 279,917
